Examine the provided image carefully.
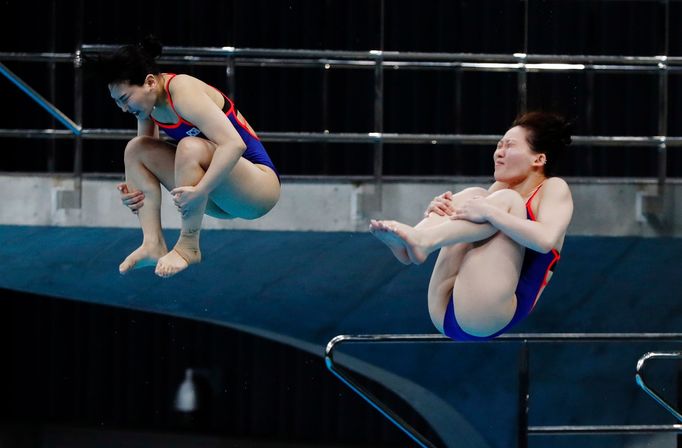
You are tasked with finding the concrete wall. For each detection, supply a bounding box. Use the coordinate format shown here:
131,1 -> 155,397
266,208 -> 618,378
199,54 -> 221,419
0,174 -> 680,236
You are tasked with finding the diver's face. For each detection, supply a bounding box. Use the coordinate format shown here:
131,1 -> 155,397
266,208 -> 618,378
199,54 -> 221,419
109,76 -> 157,120
493,126 -> 544,182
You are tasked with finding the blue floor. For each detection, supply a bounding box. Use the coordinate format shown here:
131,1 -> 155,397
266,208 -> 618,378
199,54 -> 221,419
2,225 -> 681,448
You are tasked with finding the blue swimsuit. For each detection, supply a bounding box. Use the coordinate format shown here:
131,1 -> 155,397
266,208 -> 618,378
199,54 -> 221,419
150,74 -> 279,180
443,185 -> 560,341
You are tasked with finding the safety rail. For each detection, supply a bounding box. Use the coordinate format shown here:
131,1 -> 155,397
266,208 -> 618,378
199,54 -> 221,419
325,333 -> 682,448
637,351 -> 682,423
7,48 -> 682,69
4,128 -> 682,147
0,48 -> 677,171
0,62 -> 81,136
0,44 -> 677,211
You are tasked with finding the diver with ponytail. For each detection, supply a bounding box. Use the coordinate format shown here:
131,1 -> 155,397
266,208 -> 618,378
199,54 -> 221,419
370,112 -> 574,340
99,36 -> 280,277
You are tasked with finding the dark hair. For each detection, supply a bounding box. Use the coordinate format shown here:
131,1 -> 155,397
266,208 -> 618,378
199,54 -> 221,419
90,35 -> 162,86
512,111 -> 572,177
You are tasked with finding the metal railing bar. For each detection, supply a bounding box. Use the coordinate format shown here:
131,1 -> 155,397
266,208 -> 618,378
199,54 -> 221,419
160,58 -> 681,74
528,424 -> 682,435
326,333 -> 682,358
6,129 -> 682,148
9,51 -> 682,74
325,333 -> 682,446
518,344 -> 530,448
636,352 -> 682,422
0,129 -> 75,139
0,52 -> 74,62
76,46 -> 682,66
2,172 -> 681,186
0,62 -> 82,136
325,357 -> 436,448
0,171 -> 674,186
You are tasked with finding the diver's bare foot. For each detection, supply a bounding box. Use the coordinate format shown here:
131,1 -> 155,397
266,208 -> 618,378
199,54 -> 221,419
155,242 -> 201,278
374,220 -> 431,265
119,243 -> 168,275
369,220 -> 411,265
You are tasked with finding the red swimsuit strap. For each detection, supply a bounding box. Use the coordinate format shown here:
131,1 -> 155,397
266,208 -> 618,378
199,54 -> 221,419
525,182 -> 561,261
152,73 -> 236,129
525,183 -> 544,221
164,74 -> 194,127
148,73 -> 192,129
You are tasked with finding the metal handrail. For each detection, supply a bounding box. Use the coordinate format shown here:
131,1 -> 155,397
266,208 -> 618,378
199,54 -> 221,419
4,129 -> 682,148
0,46 -> 677,186
76,45 -> 682,66
0,62 -> 81,136
3,49 -> 682,72
636,351 -> 682,422
325,333 -> 682,448
528,424 -> 682,435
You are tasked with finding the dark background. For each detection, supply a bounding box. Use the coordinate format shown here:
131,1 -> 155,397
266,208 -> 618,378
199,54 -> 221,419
0,288 -> 442,447
2,0 -> 682,177
1,2 -> 681,446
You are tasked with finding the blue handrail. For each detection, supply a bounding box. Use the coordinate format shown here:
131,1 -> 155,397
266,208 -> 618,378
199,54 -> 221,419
0,61 -> 81,136
325,332 -> 682,447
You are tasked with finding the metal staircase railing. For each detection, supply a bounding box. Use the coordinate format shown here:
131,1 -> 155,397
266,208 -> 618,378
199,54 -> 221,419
325,333 -> 682,448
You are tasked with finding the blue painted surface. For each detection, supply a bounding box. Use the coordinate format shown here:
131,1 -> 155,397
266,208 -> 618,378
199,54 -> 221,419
2,225 -> 681,448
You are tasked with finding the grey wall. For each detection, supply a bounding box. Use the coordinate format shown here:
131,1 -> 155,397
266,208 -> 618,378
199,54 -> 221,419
1,174 -> 680,236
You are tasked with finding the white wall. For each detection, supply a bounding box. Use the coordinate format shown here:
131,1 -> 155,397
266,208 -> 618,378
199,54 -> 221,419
0,174 -> 678,236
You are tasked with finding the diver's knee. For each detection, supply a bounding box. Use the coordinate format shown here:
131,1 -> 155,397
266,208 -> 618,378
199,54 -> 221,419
487,189 -> 525,215
175,137 -> 211,168
123,136 -> 157,165
453,187 -> 489,201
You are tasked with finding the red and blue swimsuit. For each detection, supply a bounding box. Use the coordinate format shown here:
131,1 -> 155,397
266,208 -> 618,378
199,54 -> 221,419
150,74 -> 278,179
443,185 -> 561,341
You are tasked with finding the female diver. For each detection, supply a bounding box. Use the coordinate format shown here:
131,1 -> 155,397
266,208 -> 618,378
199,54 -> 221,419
370,112 -> 573,340
100,37 -> 280,278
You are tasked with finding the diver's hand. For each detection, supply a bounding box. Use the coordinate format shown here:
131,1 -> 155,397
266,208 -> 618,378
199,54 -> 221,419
117,182 -> 145,214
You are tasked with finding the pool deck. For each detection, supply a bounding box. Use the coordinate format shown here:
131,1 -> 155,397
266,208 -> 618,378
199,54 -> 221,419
2,225 -> 682,448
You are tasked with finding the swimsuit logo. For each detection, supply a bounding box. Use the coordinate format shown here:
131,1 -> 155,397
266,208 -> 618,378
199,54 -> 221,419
186,127 -> 201,137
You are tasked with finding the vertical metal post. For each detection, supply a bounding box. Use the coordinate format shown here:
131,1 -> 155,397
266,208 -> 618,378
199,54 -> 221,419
454,67 -> 462,134
70,0 -> 84,208
517,67 -> 528,115
522,0 -> 529,56
227,0 -> 237,102
657,0 -> 669,190
517,0 -> 529,114
585,67 -> 595,173
657,141 -> 668,191
371,0 -> 385,213
322,0 -> 333,175
73,49 -> 83,207
322,63 -> 330,173
517,342 -> 530,448
225,56 -> 236,102
373,52 -> 384,201
454,66 -> 463,174
47,0 -> 57,172
677,360 -> 682,447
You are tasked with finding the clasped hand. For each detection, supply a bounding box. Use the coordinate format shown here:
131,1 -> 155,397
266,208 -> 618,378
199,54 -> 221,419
450,196 -> 491,223
117,182 -> 144,214
424,191 -> 491,223
171,186 -> 207,217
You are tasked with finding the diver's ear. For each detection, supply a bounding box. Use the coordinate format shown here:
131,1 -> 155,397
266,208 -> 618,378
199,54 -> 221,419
144,73 -> 157,90
533,153 -> 547,167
